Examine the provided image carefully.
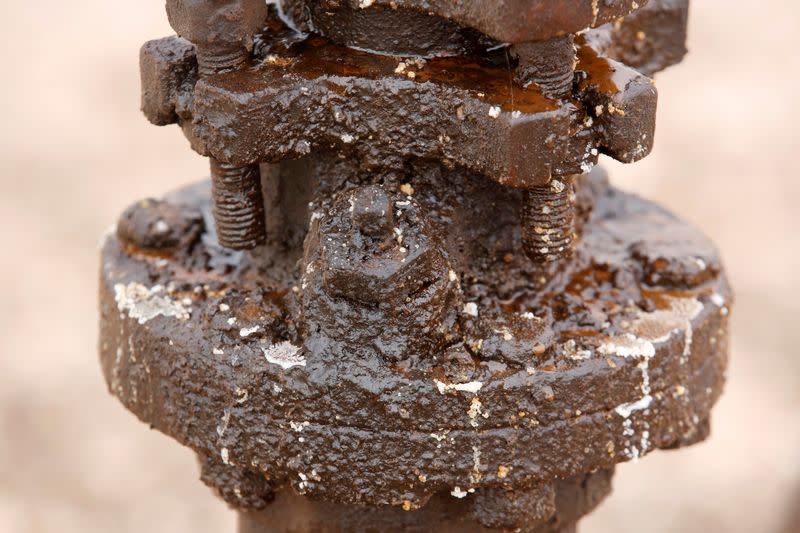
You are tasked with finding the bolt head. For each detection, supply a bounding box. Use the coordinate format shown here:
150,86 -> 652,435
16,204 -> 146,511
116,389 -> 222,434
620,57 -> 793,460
312,187 -> 449,305
117,198 -> 204,252
350,185 -> 393,238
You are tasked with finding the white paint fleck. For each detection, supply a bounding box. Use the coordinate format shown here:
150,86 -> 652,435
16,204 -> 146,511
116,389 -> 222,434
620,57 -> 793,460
563,339 -> 592,360
430,430 -> 449,442
621,419 -> 641,460
497,327 -> 513,341
710,292 -> 725,307
219,303 -> 230,312
263,341 -> 305,369
434,379 -> 483,394
550,179 -> 566,193
467,397 -> 483,427
683,320 -> 694,359
463,302 -> 479,317
114,283 -> 190,324
615,393 -> 652,418
213,347 -> 224,355
290,420 -> 310,432
597,333 -> 655,358
217,409 -> 231,437
341,133 -> 354,143
235,387 -> 249,404
470,446 -> 483,484
221,447 -> 230,465
627,296 -> 704,361
154,219 -> 170,234
641,429 -> 651,453
609,346 -> 654,419
240,325 -> 260,338
448,269 -> 458,282
451,487 -> 468,499
488,106 -> 501,118
600,296 -> 704,457
297,472 -> 309,492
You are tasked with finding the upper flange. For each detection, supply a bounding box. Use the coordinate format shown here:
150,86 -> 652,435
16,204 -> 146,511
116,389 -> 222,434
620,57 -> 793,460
279,0 -> 650,46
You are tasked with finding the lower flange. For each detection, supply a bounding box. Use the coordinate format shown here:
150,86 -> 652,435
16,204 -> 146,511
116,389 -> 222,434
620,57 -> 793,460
99,170 -> 730,530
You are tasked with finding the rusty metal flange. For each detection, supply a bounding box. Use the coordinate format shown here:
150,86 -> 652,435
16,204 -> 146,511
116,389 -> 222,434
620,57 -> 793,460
142,11 -> 669,189
99,169 -> 730,515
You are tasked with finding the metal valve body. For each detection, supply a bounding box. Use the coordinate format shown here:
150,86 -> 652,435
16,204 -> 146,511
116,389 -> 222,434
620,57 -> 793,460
100,1 -> 730,531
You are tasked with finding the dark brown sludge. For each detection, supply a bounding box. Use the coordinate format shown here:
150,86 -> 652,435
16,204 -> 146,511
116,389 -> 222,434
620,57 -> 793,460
101,0 -> 729,531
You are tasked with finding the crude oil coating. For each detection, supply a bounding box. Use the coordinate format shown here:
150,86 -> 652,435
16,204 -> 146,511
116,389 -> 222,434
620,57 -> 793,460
100,170 -> 731,513
248,22 -> 557,114
145,10 -> 671,187
279,0 -> 650,44
575,35 -> 628,94
109,1 -> 730,531
279,0 -> 505,58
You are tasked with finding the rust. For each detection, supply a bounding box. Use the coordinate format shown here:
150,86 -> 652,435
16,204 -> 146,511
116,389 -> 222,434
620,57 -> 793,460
166,0 -> 266,76
166,0 -> 268,250
210,160 -> 266,250
104,1 -> 731,531
521,177 -> 577,263
512,35 -> 576,100
279,0 -> 649,45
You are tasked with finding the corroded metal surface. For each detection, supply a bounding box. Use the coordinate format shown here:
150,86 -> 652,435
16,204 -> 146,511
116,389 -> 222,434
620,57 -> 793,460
103,0 -> 731,531
100,171 -> 730,513
142,12 -> 662,190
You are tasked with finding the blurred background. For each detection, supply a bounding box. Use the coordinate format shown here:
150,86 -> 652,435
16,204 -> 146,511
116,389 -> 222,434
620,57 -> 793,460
0,1 -> 798,532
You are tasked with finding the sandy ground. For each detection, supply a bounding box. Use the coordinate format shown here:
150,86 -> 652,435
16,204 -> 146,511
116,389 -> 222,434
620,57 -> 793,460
0,1 -> 798,532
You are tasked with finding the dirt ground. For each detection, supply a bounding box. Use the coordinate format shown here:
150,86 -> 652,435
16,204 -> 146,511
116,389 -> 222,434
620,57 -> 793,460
0,1 -> 798,532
